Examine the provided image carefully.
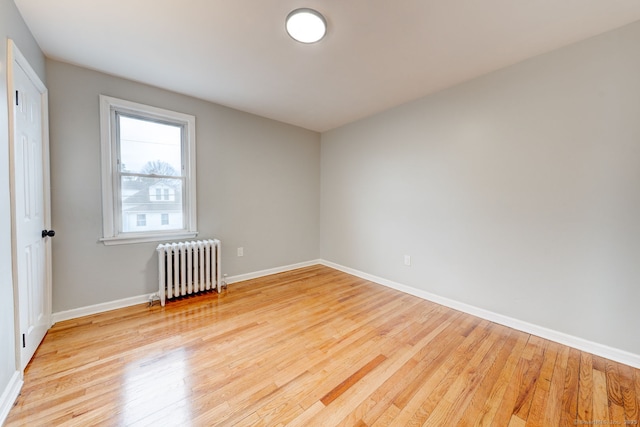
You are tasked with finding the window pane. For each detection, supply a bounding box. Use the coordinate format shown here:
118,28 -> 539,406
121,176 -> 183,232
119,115 -> 182,176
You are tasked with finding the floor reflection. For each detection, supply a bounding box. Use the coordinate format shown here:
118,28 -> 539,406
121,348 -> 192,426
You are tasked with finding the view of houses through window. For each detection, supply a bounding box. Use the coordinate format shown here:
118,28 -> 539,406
118,115 -> 184,233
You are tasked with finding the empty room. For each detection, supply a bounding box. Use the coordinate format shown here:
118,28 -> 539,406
2,0 -> 640,425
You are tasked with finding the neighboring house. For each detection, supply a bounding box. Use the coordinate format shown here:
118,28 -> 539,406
121,179 -> 183,232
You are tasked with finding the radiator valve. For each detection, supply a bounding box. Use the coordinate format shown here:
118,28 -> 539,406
148,293 -> 161,307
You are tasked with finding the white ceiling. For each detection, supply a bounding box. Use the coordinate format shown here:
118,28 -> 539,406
15,1 -> 640,132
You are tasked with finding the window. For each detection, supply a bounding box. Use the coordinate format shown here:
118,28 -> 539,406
100,95 -> 197,245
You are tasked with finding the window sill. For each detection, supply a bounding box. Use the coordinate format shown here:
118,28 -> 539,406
100,231 -> 199,246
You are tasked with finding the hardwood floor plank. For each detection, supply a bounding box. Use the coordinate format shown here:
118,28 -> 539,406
592,369 -> 610,425
542,345 -> 569,427
509,414 -> 527,427
370,403 -> 401,427
592,354 -> 607,373
4,265 -> 639,426
403,321 -> 496,424
427,328 -> 515,425
577,352 -> 594,423
392,314 -> 475,410
284,401 -> 324,427
618,363 -> 639,422
634,368 -> 640,424
461,331 -> 529,426
606,360 -> 627,425
561,348 -> 582,427
354,310 -> 463,425
321,354 -> 388,406
312,346 -> 414,426
524,341 -> 560,426
513,336 -> 548,421
343,358 -> 419,426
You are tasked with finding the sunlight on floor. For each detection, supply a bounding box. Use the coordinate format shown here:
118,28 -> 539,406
121,348 -> 191,425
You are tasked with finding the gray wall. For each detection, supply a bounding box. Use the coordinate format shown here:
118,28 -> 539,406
321,21 -> 640,355
0,0 -> 45,408
47,60 -> 320,312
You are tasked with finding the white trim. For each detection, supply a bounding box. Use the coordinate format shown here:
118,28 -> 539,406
49,259 -> 640,368
100,231 -> 198,246
0,371 -> 23,426
225,259 -> 321,284
99,95 -> 197,244
319,260 -> 640,369
52,294 -> 150,324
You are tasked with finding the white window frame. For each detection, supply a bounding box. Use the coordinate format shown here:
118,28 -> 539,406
99,95 -> 198,245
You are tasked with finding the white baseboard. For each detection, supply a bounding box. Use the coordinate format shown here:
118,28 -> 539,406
52,294 -> 150,324
225,259 -> 321,284
49,259 -> 638,368
0,371 -> 23,426
51,260 -> 321,323
320,260 -> 640,369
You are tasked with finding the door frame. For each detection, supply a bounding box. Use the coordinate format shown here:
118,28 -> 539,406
7,39 -> 52,372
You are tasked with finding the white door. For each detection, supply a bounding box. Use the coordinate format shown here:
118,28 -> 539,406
8,40 -> 52,370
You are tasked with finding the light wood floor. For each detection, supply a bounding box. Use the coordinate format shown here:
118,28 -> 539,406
6,265 -> 640,426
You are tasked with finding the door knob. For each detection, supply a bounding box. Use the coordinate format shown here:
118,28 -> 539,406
41,229 -> 55,238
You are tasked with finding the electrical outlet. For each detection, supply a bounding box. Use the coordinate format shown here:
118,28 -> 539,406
403,255 -> 411,266
237,247 -> 244,257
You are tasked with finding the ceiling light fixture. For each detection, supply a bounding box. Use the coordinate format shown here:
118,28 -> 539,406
286,8 -> 327,44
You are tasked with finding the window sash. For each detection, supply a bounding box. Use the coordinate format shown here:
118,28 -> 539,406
114,115 -> 187,235
99,95 -> 197,245
118,175 -> 185,233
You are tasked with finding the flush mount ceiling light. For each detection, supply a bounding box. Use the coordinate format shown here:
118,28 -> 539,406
286,8 -> 327,44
